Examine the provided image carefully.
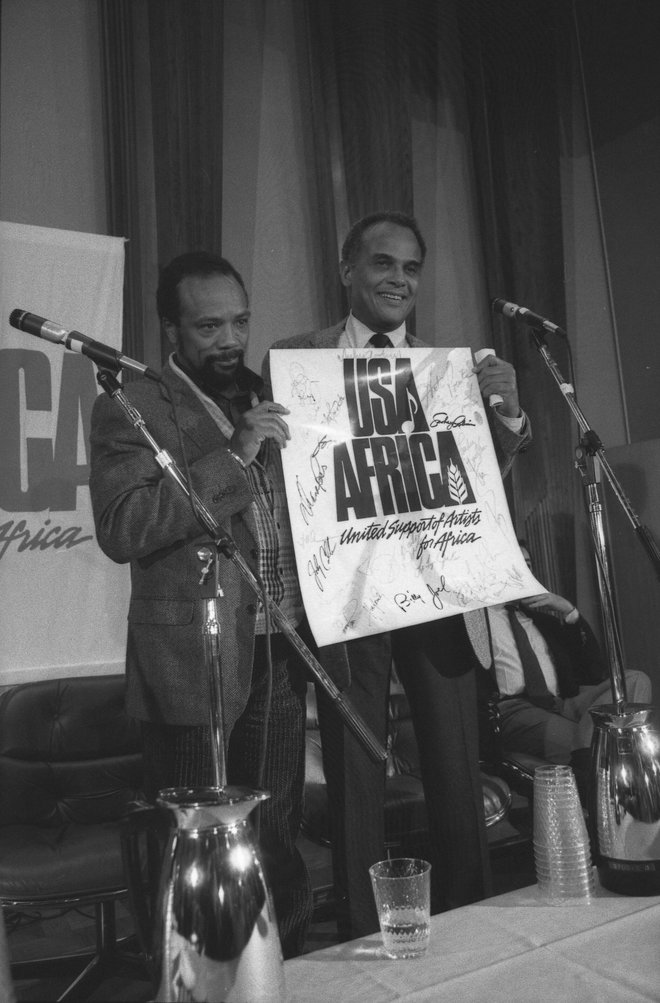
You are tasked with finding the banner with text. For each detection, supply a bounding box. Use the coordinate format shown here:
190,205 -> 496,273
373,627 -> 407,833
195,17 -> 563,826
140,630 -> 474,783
270,346 -> 543,647
0,221 -> 129,685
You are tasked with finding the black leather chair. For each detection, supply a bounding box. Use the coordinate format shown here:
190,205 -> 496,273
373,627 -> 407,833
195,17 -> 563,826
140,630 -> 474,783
0,674 -> 146,1001
302,679 -> 514,853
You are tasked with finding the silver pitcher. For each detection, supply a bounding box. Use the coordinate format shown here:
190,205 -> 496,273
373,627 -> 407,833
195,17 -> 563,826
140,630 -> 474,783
154,785 -> 286,1002
589,704 -> 660,895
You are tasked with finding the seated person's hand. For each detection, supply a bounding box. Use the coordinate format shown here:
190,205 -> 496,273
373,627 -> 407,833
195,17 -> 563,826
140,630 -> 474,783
519,591 -> 575,620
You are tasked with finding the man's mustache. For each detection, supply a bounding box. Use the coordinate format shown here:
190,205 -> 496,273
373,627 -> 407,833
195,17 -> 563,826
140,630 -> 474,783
206,348 -> 244,365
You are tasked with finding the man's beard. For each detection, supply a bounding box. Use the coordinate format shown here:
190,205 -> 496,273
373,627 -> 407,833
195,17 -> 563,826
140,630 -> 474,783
197,350 -> 246,394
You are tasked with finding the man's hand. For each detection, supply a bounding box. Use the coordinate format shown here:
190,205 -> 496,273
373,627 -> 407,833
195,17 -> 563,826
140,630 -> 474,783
230,400 -> 290,465
519,591 -> 575,619
473,354 -> 521,418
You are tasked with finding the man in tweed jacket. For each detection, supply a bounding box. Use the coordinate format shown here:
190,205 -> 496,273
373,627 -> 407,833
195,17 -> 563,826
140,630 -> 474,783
89,251 -> 312,958
264,211 -> 532,939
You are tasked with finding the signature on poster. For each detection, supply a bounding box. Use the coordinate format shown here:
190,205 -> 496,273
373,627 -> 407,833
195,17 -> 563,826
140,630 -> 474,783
394,589 -> 426,612
320,394 -> 345,425
307,535 -> 336,592
297,434 -> 332,525
341,588 -> 388,634
430,412 -> 476,430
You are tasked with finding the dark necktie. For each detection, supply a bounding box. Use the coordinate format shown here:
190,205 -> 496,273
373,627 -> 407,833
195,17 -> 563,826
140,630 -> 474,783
368,333 -> 393,348
507,606 -> 556,709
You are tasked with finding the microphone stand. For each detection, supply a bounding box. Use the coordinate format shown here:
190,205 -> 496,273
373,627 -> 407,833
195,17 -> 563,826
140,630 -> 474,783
95,368 -> 387,768
198,544 -> 227,788
524,327 -> 660,895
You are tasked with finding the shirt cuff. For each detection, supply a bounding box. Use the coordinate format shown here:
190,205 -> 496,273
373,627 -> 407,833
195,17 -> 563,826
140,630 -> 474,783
494,408 -> 526,435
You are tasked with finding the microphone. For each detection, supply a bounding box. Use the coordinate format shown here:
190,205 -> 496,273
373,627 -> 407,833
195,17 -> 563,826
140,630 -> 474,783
9,309 -> 162,381
491,298 -> 566,337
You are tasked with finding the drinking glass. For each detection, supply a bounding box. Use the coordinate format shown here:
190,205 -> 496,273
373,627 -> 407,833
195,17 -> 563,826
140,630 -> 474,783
369,857 -> 431,959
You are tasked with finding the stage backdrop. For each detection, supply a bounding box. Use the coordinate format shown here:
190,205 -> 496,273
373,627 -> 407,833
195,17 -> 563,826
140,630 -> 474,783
0,221 -> 129,686
271,346 -> 543,647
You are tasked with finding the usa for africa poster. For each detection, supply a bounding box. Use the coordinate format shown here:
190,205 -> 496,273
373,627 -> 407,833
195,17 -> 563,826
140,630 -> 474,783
270,346 -> 543,647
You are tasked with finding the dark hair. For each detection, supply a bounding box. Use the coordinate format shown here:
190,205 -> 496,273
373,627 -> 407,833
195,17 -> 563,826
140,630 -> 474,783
341,211 -> 427,265
156,251 -> 248,324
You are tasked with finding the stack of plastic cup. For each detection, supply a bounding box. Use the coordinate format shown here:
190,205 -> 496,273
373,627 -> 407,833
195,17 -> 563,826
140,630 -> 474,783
533,764 -> 594,904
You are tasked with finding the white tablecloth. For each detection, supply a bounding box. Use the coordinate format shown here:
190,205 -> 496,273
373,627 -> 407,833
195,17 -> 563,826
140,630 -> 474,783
284,879 -> 660,1001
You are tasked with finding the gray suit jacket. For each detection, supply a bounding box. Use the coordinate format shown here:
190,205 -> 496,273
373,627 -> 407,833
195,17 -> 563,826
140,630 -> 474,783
89,362 -> 263,728
265,320 -> 531,682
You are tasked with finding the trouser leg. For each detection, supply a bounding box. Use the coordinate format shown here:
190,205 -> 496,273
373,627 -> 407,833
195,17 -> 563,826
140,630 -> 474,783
392,616 -> 492,912
140,721 -> 213,797
316,632 -> 390,940
227,634 -> 312,959
497,697 -> 578,764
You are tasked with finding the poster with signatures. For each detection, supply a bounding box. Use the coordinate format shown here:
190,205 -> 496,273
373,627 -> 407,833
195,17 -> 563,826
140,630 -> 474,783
269,346 -> 544,647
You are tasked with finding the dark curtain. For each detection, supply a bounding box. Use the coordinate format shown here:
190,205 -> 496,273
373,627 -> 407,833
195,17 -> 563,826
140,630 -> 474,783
147,0 -> 224,272
297,0 -> 418,328
326,0 -> 416,222
99,0 -> 149,369
291,0 -> 348,328
458,0 -> 577,598
100,0 -> 224,368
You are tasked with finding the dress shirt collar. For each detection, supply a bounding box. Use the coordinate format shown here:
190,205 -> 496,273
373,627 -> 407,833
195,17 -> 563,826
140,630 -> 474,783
343,312 -> 407,348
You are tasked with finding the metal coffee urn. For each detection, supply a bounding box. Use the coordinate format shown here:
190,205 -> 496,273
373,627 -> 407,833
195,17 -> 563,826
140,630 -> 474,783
153,786 -> 285,1002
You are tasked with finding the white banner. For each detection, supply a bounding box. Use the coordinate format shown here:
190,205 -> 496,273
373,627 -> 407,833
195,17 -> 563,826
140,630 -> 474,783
0,221 -> 129,685
271,346 -> 544,647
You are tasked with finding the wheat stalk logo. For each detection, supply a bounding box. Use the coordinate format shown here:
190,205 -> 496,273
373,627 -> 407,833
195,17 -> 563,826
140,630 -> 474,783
447,459 -> 468,504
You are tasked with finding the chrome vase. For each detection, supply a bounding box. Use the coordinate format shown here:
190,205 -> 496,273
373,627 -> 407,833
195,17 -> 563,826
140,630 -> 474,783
154,785 -> 285,1002
589,704 -> 660,894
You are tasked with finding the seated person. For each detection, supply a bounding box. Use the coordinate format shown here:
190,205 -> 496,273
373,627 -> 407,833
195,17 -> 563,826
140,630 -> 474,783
480,541 -> 652,786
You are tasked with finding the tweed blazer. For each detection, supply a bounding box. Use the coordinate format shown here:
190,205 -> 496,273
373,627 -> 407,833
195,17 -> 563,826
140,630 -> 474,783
265,321 -> 532,685
89,362 -> 265,729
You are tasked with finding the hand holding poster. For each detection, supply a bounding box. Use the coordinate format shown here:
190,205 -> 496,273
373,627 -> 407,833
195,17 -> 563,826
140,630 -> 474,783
270,345 -> 544,647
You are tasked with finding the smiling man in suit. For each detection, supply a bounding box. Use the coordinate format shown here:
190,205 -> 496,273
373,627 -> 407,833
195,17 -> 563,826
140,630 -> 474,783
89,251 -> 312,958
264,210 -> 532,939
